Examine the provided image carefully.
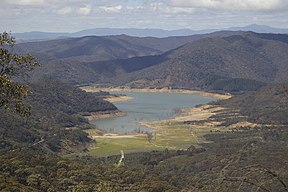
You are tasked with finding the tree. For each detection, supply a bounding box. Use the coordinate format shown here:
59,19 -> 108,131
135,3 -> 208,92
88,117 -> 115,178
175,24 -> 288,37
146,132 -> 153,143
0,32 -> 39,115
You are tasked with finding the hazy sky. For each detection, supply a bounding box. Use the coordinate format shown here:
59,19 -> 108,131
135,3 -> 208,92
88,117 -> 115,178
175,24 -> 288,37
0,0 -> 287,33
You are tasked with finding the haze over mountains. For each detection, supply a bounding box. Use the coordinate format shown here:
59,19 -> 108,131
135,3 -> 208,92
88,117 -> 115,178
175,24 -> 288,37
15,31 -> 240,84
14,25 -> 288,91
14,24 -> 288,42
16,31 -> 288,92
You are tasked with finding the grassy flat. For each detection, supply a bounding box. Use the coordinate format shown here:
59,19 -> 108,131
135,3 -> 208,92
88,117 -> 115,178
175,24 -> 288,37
80,105 -> 224,157
87,137 -> 163,157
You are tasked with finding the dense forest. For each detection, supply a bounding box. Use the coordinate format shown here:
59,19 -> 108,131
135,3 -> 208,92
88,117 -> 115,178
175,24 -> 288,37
0,79 -> 116,154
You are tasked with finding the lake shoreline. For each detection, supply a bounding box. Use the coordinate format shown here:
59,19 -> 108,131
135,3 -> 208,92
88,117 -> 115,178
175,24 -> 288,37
84,110 -> 126,121
103,95 -> 133,103
81,86 -> 232,99
84,103 -> 231,157
138,104 -> 224,129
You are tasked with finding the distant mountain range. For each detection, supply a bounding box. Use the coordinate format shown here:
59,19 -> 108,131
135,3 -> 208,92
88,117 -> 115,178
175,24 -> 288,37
14,31 -> 244,86
17,31 -> 288,92
13,24 -> 288,42
15,31 -> 239,62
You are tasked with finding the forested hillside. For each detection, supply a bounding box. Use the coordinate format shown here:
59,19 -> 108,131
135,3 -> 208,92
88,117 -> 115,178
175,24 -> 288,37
16,32 -> 288,92
96,32 -> 288,92
215,83 -> 288,125
16,35 -> 161,63
0,79 -> 116,154
16,31 -> 240,57
15,31 -> 245,87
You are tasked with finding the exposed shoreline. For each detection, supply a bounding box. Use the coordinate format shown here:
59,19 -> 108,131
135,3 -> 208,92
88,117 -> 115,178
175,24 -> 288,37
84,110 -> 126,121
139,104 -> 224,129
138,104 -> 226,140
140,103 -> 259,131
103,95 -> 133,103
81,86 -> 232,99
92,133 -> 147,139
138,103 -> 260,147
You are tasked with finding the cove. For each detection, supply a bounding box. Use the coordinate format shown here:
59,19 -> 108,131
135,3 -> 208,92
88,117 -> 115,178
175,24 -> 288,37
91,91 -> 217,133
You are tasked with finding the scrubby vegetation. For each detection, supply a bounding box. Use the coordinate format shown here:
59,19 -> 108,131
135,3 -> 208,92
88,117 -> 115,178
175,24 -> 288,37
1,125 -> 288,191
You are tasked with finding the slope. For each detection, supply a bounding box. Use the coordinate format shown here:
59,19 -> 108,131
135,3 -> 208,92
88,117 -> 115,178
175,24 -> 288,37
216,83 -> 288,125
16,31 -> 241,85
0,79 -> 116,153
93,32 -> 288,92
17,32 -> 288,91
15,35 -> 161,63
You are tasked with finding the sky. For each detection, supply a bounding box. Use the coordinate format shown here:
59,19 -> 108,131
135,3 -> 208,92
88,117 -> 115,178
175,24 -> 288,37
0,0 -> 287,33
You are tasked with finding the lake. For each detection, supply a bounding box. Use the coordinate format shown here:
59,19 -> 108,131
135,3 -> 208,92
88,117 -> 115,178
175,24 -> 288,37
91,91 -> 217,133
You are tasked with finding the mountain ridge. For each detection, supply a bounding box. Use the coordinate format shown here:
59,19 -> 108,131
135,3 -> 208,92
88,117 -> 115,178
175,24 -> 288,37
13,24 -> 288,42
15,31 -> 288,92
87,32 -> 288,91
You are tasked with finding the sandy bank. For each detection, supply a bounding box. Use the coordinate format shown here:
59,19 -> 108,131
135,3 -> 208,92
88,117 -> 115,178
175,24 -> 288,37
103,95 -> 133,103
139,104 -> 224,129
81,86 -> 231,99
140,103 -> 260,132
92,133 -> 146,139
84,110 -> 126,121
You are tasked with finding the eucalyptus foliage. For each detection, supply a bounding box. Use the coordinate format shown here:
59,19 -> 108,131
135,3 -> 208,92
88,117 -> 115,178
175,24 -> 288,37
0,32 -> 39,115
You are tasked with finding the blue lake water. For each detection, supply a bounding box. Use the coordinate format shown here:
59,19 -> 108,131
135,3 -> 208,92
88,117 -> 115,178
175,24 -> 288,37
91,91 -> 217,133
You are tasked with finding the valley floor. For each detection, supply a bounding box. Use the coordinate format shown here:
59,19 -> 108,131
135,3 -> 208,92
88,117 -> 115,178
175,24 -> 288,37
77,86 -> 249,157
85,102 -> 260,157
78,86 -> 266,157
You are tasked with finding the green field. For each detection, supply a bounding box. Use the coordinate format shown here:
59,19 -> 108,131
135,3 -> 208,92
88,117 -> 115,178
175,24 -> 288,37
87,137 -> 162,157
83,120 -> 216,157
